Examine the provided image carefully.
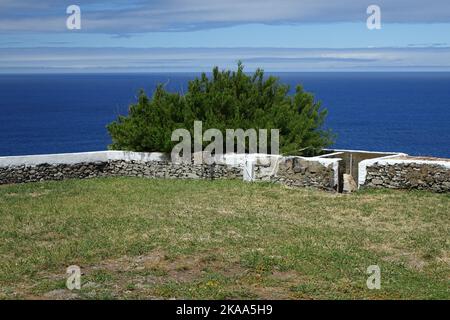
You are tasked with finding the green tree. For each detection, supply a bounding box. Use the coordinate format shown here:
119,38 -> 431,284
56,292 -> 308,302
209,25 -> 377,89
107,63 -> 334,156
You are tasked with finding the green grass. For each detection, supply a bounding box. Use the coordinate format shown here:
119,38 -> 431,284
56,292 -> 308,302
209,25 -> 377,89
0,177 -> 448,299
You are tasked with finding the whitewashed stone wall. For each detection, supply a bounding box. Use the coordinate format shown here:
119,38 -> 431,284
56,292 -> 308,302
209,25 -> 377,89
2,150 -> 447,192
359,158 -> 450,193
0,151 -> 339,191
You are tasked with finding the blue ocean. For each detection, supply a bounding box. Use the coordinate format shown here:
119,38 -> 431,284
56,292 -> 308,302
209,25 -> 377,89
0,73 -> 449,158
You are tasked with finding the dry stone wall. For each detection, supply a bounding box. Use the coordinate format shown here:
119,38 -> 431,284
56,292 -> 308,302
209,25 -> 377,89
0,159 -> 242,185
253,157 -> 336,191
2,150 -> 448,193
0,151 -> 339,191
363,162 -> 450,193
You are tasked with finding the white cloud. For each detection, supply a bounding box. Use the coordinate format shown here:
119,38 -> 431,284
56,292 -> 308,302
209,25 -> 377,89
1,0 -> 450,33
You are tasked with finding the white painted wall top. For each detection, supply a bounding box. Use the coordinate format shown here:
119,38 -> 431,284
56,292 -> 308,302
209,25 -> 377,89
322,148 -> 401,155
0,151 -> 167,167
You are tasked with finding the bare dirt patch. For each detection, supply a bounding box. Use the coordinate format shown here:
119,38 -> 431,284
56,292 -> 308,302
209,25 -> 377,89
367,243 -> 428,271
36,248 -> 250,299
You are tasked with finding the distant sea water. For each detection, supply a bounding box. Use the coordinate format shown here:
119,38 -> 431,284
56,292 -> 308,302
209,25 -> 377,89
0,72 -> 449,158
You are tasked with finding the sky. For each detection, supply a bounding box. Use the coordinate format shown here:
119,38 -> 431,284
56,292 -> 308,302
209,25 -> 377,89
1,0 -> 450,72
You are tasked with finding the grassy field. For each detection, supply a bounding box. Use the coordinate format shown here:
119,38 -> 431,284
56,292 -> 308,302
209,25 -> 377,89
0,177 -> 448,300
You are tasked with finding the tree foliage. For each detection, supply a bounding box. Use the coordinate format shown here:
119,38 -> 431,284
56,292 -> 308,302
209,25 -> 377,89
107,63 -> 334,156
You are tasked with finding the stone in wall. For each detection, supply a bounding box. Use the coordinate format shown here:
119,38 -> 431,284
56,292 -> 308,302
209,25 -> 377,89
342,174 -> 358,193
364,162 -> 450,193
253,157 -> 335,191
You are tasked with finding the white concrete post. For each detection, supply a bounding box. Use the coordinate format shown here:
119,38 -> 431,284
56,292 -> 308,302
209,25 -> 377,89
243,158 -> 255,182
